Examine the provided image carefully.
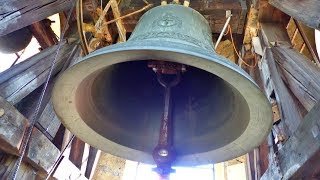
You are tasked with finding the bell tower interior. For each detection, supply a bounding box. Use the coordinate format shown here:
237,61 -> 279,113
0,0 -> 319,179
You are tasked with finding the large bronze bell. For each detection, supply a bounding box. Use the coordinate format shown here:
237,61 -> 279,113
52,4 -> 272,167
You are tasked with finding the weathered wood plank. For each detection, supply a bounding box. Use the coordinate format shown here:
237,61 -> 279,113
257,0 -> 289,24
0,96 -> 28,155
15,44 -> 81,142
0,44 -> 57,85
259,139 -> 269,175
0,41 -> 77,105
0,0 -> 72,36
272,45 -> 320,111
37,102 -> 61,139
259,23 -> 304,134
0,155 -> 37,180
264,48 -> 302,135
28,19 -> 58,49
25,128 -> 60,175
269,0 -> 320,30
69,137 -> 86,169
262,101 -> 320,179
84,146 -> 98,179
260,23 -> 291,46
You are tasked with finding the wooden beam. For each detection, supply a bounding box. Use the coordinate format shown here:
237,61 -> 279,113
257,0 -> 290,24
261,101 -> 320,179
0,0 -> 72,36
264,48 -> 302,135
69,137 -> 85,169
0,96 -> 28,155
0,155 -> 37,180
15,44 -> 81,141
36,102 -> 61,140
0,40 -> 76,105
259,139 -> 269,175
25,128 -> 60,176
260,23 -> 291,46
52,125 -> 66,150
84,147 -> 98,179
0,97 -> 61,177
272,45 -> 320,111
269,0 -> 320,30
293,19 -> 320,65
259,23 -> 304,134
28,19 -> 58,49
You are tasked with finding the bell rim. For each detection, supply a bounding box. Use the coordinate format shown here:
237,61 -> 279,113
52,40 -> 272,165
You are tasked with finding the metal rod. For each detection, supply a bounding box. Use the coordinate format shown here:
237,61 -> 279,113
215,10 -> 232,50
158,87 -> 171,146
10,53 -> 21,68
10,1 -> 77,179
293,19 -> 320,66
152,72 -> 181,177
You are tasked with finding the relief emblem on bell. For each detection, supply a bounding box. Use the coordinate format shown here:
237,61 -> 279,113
153,13 -> 182,27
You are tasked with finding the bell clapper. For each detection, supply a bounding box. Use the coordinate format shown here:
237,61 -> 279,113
149,61 -> 185,178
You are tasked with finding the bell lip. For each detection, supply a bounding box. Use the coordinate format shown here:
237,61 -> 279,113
52,40 -> 272,166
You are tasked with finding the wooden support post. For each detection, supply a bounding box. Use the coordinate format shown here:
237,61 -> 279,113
262,101 -> 320,179
293,19 -> 320,65
258,140 -> 269,175
0,0 -> 72,36
69,137 -> 86,169
28,19 -> 58,50
268,0 -> 320,30
53,125 -> 66,150
84,147 -> 99,179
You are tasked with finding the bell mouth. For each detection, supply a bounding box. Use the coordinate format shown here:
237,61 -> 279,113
52,41 -> 272,165
75,60 -> 250,156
